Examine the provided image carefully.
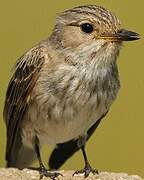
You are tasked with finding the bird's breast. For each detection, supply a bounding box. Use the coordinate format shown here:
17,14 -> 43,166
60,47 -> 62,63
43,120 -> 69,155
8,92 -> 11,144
21,61 -> 120,147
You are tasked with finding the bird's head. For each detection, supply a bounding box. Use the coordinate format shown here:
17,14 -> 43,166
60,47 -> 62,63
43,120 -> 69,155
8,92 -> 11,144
50,5 -> 140,64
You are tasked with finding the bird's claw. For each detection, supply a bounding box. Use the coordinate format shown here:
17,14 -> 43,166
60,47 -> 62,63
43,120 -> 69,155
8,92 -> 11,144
39,166 -> 63,180
73,163 -> 98,178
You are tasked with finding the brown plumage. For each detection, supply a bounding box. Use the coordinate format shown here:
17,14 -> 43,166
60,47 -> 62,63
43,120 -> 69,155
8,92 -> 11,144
4,44 -> 46,167
3,5 -> 139,179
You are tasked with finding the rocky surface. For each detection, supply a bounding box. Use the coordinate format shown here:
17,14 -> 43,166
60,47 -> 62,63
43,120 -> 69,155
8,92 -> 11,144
0,168 -> 143,180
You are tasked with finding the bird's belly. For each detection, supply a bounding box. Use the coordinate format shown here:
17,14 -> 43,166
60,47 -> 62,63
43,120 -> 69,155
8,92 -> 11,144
31,98 -> 109,146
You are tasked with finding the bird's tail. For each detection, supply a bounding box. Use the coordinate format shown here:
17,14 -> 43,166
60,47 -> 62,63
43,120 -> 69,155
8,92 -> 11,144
6,130 -> 36,169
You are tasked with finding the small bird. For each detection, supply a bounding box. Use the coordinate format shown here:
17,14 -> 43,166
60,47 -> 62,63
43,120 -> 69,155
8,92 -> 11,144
3,5 -> 140,179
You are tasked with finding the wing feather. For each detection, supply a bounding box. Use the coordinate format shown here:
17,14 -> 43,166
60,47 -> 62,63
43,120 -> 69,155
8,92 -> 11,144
3,44 -> 46,162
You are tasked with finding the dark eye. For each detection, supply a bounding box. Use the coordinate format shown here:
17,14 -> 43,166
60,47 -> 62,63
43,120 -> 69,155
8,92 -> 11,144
81,23 -> 94,33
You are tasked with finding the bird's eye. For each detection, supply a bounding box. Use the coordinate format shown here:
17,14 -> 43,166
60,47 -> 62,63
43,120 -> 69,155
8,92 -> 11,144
81,23 -> 94,34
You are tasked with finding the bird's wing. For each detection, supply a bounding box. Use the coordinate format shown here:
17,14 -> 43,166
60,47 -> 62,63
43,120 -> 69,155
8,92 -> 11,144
49,112 -> 108,170
3,44 -> 46,164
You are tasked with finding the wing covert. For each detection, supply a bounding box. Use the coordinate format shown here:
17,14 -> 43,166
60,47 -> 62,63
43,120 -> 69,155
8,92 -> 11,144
3,44 -> 46,162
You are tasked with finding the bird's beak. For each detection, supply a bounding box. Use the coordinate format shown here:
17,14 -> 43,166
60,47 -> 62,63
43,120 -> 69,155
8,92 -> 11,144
99,29 -> 140,41
116,29 -> 140,41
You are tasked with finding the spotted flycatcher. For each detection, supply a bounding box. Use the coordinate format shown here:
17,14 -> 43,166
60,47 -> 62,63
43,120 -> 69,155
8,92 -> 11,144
4,5 -> 140,179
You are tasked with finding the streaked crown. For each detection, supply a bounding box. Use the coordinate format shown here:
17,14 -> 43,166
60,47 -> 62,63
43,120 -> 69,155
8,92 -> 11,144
57,5 -> 121,34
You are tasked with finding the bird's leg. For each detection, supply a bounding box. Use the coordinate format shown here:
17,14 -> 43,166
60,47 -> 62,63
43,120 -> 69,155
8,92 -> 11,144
34,136 -> 62,180
73,146 -> 98,177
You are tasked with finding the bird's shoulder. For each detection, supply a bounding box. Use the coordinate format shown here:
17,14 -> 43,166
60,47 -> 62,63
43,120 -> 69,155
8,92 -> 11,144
4,42 -> 49,123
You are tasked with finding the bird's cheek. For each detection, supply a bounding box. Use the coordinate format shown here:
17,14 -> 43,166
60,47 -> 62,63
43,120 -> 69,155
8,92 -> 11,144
61,27 -> 82,48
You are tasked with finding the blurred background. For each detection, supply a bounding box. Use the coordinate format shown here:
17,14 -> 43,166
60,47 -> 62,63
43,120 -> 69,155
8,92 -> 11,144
0,0 -> 143,177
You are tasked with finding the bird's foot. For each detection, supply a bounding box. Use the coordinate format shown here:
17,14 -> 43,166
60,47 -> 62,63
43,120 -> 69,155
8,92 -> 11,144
73,163 -> 98,178
39,165 -> 63,180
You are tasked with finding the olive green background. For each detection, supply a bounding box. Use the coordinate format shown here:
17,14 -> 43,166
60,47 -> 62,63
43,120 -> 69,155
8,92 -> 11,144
0,0 -> 143,177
